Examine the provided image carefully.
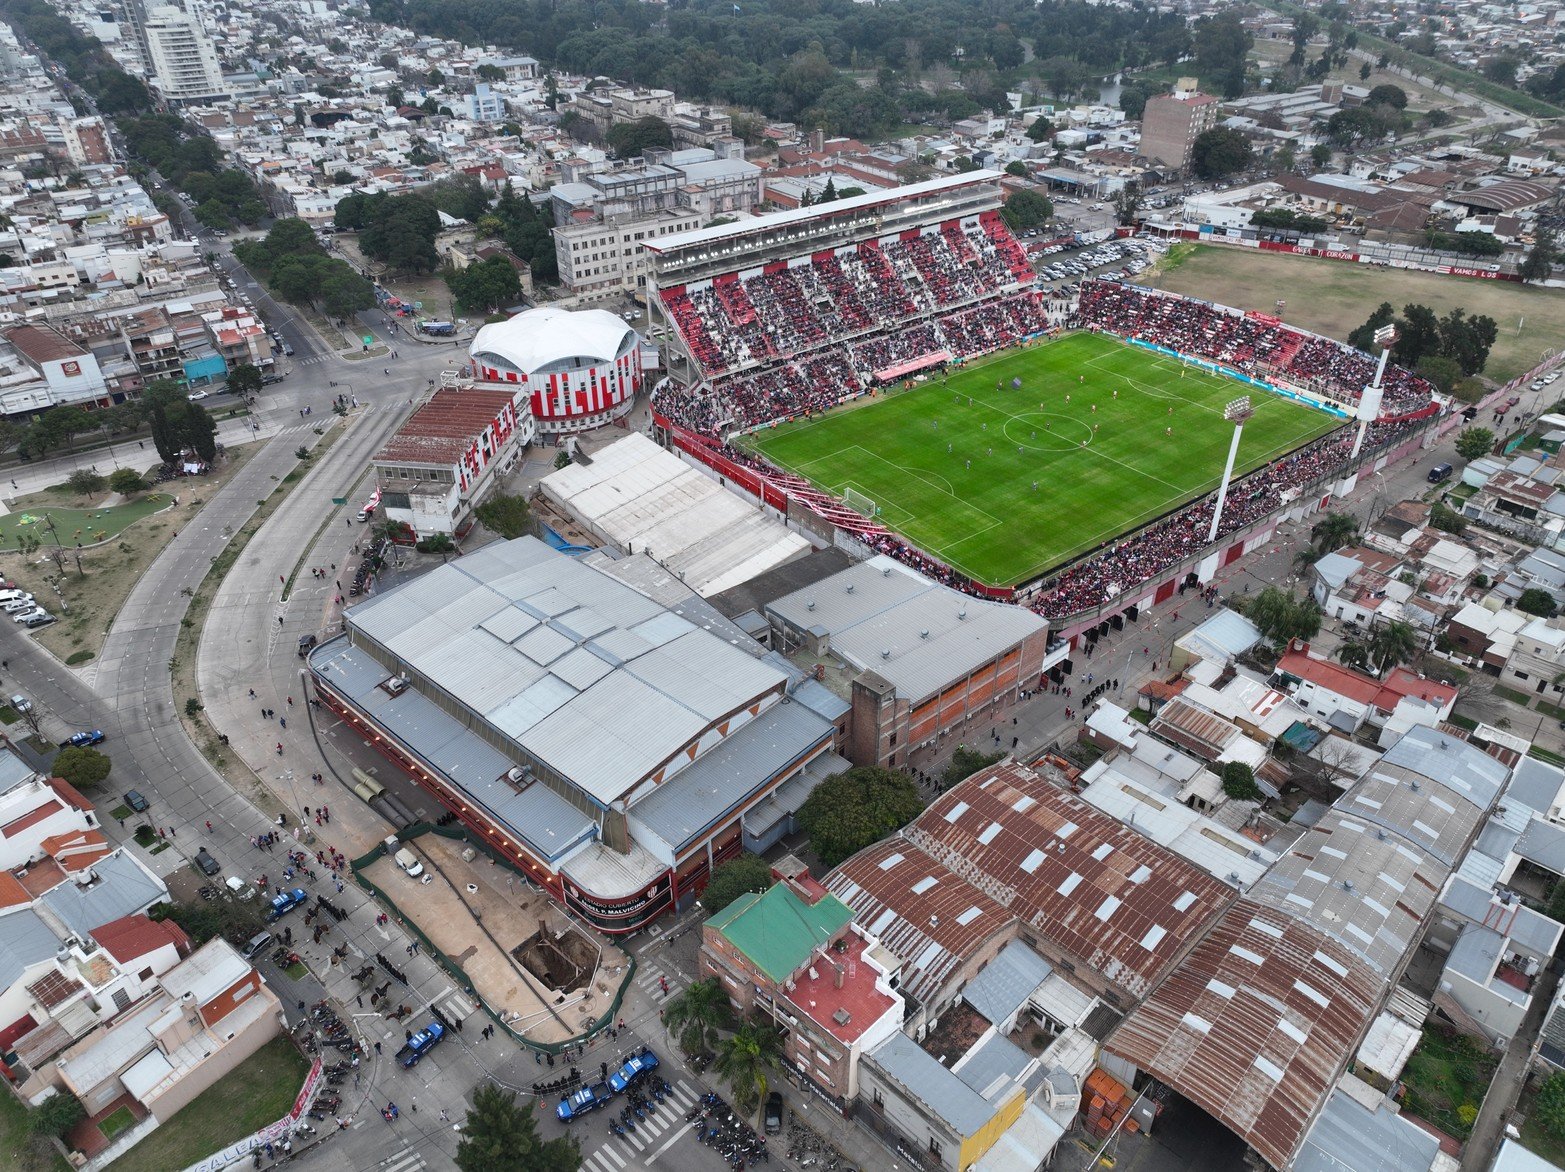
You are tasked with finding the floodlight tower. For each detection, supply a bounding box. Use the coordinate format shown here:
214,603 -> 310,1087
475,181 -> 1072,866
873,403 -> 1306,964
1350,323 -> 1398,460
1207,395 -> 1254,544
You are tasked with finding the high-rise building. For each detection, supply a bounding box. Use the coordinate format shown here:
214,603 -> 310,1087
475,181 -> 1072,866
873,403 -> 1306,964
142,5 -> 228,105
1139,79 -> 1220,173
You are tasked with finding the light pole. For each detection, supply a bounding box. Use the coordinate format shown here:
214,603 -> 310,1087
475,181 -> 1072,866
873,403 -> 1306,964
1351,323 -> 1398,461
1207,396 -> 1254,544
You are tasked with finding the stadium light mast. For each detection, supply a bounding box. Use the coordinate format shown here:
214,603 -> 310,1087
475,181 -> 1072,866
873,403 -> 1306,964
1350,323 -> 1398,461
1207,395 -> 1254,544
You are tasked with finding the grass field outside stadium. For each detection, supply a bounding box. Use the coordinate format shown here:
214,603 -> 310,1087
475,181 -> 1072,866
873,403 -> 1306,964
744,332 -> 1342,588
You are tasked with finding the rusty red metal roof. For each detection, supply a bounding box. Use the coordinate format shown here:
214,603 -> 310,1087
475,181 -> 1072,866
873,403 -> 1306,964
1105,897 -> 1383,1171
827,763 -> 1234,1005
373,387 -> 520,467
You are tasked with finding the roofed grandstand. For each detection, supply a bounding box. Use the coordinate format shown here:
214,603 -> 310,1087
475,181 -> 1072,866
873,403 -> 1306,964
644,176 -> 1442,622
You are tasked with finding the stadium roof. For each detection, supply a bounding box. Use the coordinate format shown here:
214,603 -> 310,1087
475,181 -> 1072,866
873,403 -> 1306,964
540,434 -> 811,597
1105,898 -> 1384,1171
1448,178 -> 1554,212
766,556 -> 1047,704
646,170 -> 1004,254
339,536 -> 788,806
470,305 -> 636,375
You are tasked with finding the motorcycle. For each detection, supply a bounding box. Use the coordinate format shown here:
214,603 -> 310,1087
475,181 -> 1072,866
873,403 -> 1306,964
381,1103 -> 399,1123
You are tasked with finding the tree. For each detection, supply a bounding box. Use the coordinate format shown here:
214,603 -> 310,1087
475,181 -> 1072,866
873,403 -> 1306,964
1365,84 -> 1407,109
1310,511 -> 1359,553
30,1092 -> 84,1137
1482,56 -> 1521,88
1455,428 -> 1494,462
1190,128 -> 1252,179
52,746 -> 111,788
1536,1073 -> 1565,1140
663,978 -> 734,1059
456,1083 -> 578,1172
1368,620 -> 1419,674
67,468 -> 106,497
713,1016 -> 783,1123
1430,502 -> 1466,534
943,745 -> 1003,789
1221,761 -> 1260,801
1244,586 -> 1323,645
1348,302 -> 1396,353
448,254 -> 523,313
1025,117 -> 1054,144
1522,230 -> 1555,284
1111,182 -> 1143,227
1004,161 -> 1028,177
108,468 -> 146,496
1336,641 -> 1371,671
1393,303 -> 1441,369
606,116 -> 674,159
1518,588 -> 1559,618
1193,12 -> 1252,98
796,766 -> 923,868
474,493 -> 531,539
703,855 -> 773,913
999,189 -> 1052,233
1414,355 -> 1463,395
1310,143 -> 1333,169
227,363 -> 263,397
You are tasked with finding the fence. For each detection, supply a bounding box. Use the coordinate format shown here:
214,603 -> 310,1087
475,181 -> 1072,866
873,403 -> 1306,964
348,825 -> 636,1057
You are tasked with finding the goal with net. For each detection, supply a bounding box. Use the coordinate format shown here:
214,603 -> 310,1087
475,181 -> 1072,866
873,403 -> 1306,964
843,487 -> 879,518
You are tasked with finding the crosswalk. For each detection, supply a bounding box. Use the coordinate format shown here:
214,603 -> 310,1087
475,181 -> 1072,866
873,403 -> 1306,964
633,957 -> 689,1002
375,1149 -> 425,1172
579,1078 -> 701,1171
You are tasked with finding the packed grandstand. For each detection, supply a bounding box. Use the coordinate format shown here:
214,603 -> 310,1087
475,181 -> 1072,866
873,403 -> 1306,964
647,176 -> 1441,622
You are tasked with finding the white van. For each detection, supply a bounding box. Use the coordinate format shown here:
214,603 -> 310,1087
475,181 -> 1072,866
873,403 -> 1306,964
394,848 -> 424,879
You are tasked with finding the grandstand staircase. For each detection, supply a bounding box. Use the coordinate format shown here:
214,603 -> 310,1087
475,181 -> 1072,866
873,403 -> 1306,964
762,468 -> 881,535
1271,331 -> 1305,370
715,280 -> 757,325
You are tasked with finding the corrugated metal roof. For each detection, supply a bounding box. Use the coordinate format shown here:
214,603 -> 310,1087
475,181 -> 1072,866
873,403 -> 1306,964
1507,758 -> 1565,819
1175,609 -> 1263,663
40,850 -> 166,937
961,939 -> 1052,1027
1106,898 -> 1383,1172
1379,725 -> 1506,809
0,908 -> 65,991
627,701 -> 834,854
341,537 -> 789,805
765,557 -> 1047,703
1294,1088 -> 1441,1172
867,1032 -> 1002,1137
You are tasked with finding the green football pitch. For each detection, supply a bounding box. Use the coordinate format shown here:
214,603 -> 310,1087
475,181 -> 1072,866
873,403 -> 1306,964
745,332 -> 1343,587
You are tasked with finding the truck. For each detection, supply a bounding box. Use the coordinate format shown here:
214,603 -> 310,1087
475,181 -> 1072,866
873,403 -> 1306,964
419,320 -> 455,336
398,1020 -> 445,1068
555,1081 -> 614,1122
608,1048 -> 659,1093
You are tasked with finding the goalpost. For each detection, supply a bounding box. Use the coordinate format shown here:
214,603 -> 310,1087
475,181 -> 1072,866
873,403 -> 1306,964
843,487 -> 880,519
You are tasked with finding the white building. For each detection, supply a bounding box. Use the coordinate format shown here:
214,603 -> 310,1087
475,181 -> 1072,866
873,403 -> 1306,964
553,208 -> 702,301
466,83 -> 506,123
0,748 -> 99,871
469,305 -> 643,433
142,6 -> 228,105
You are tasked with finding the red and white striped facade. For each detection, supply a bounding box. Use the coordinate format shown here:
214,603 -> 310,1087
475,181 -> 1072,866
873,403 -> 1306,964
469,306 -> 643,434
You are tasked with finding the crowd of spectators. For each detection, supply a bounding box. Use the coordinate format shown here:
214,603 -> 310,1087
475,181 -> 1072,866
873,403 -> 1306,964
657,216 -> 1037,385
1032,413 -> 1426,618
1078,280 -> 1438,418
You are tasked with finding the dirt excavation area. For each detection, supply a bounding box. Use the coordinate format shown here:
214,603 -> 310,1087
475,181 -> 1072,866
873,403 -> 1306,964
361,833 -> 629,1048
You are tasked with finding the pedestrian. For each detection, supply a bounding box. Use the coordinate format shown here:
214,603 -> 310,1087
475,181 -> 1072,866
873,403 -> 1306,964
280,717 -> 286,729
117,816 -> 124,828
374,1041 -> 382,1055
357,994 -> 364,1007
287,696 -> 293,706
439,1109 -> 449,1122
205,819 -> 212,832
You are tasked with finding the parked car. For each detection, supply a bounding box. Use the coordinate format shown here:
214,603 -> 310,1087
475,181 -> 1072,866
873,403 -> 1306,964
13,607 -> 48,624
265,887 -> 309,921
398,1021 -> 445,1068
194,848 -> 221,877
608,1048 -> 659,1093
123,789 -> 150,812
9,693 -> 31,713
556,1082 -> 615,1122
765,1091 -> 783,1135
67,730 -> 105,747
22,612 -> 55,628
186,389 -> 209,401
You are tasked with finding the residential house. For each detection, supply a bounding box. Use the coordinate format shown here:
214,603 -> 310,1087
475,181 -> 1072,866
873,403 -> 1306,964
1271,645 -> 1457,743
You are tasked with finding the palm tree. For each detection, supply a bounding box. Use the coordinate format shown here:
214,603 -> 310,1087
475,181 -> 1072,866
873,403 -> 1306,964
663,978 -> 732,1060
1368,620 -> 1419,675
1310,511 -> 1359,553
712,1015 -> 783,1123
1335,641 -> 1370,671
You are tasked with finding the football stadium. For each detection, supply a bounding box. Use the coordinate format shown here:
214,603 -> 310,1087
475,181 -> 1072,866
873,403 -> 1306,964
646,172 -> 1441,620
